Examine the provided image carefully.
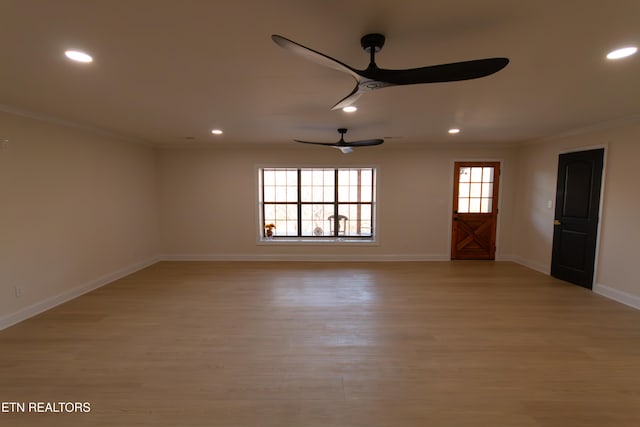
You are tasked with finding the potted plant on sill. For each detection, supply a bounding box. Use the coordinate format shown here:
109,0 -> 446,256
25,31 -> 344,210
264,223 -> 276,238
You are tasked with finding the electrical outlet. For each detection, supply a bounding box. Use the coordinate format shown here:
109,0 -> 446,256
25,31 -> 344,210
1,139 -> 9,151
14,286 -> 24,298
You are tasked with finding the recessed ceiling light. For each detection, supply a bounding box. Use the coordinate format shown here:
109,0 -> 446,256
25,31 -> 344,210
64,50 -> 93,63
211,129 -> 223,135
606,46 -> 637,60
342,106 -> 357,113
448,128 -> 461,134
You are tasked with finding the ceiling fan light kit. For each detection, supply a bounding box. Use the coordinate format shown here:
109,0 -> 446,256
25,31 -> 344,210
273,32 -> 509,152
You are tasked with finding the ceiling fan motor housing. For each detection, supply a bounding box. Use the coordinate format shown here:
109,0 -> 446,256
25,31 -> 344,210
361,33 -> 385,53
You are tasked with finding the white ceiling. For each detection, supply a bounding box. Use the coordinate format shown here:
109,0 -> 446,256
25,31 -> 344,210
1,0 -> 639,148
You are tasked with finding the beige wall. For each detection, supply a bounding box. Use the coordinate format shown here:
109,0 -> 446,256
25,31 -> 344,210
157,144 -> 517,260
3,108 -> 637,326
512,120 -> 640,305
511,142 -> 558,271
0,112 -> 160,326
596,124 -> 640,299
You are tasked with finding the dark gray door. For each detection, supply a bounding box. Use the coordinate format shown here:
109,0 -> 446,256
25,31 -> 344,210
551,148 -> 604,289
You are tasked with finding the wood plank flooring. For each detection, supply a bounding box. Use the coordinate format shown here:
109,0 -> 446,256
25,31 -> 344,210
1,261 -> 639,426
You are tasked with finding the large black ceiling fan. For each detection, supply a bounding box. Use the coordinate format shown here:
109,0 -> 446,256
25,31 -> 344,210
272,33 -> 509,110
294,128 -> 383,154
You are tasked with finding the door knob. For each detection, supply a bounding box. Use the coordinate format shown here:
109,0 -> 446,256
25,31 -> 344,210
554,220 -> 561,225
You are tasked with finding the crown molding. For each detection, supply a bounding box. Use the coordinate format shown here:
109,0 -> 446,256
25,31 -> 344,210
0,104 -> 154,147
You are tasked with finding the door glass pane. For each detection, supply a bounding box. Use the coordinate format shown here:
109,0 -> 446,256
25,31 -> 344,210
470,183 -> 482,197
459,167 -> 471,183
458,197 -> 469,213
469,198 -> 481,212
481,183 -> 493,198
482,167 -> 494,183
471,167 -> 483,182
459,183 -> 470,198
480,198 -> 492,213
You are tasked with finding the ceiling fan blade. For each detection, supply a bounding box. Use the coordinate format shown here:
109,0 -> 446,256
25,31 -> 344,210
293,139 -> 336,147
363,58 -> 509,85
272,35 -> 360,79
343,139 -> 385,147
294,128 -> 383,153
272,33 -> 508,110
330,83 -> 364,110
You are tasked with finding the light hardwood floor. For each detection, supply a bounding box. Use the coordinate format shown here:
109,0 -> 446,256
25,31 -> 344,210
1,261 -> 639,426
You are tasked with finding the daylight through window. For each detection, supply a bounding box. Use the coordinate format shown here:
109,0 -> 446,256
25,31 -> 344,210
260,168 -> 376,239
457,166 -> 495,213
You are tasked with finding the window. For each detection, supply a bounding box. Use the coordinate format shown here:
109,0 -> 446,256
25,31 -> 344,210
259,167 -> 376,240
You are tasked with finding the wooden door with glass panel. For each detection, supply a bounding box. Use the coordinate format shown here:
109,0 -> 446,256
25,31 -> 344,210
451,162 -> 500,260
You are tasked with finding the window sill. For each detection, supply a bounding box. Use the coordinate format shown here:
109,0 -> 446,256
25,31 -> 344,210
257,237 -> 378,246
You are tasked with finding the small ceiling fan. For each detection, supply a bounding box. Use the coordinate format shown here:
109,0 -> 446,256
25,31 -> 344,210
294,128 -> 383,154
272,33 -> 509,110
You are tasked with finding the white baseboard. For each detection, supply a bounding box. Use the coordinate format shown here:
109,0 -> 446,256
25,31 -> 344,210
0,253 -> 449,330
0,256 -> 160,331
503,257 -> 639,311
594,283 -> 640,310
500,255 -> 550,275
12,255 -> 631,331
161,253 -> 451,262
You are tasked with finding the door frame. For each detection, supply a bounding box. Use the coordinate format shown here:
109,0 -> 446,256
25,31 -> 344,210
554,144 -> 608,289
448,159 -> 504,260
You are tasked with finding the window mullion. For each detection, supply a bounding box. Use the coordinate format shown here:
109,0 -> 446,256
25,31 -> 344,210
334,168 -> 339,237
297,168 -> 302,237
261,169 -> 265,237
356,169 -> 361,235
